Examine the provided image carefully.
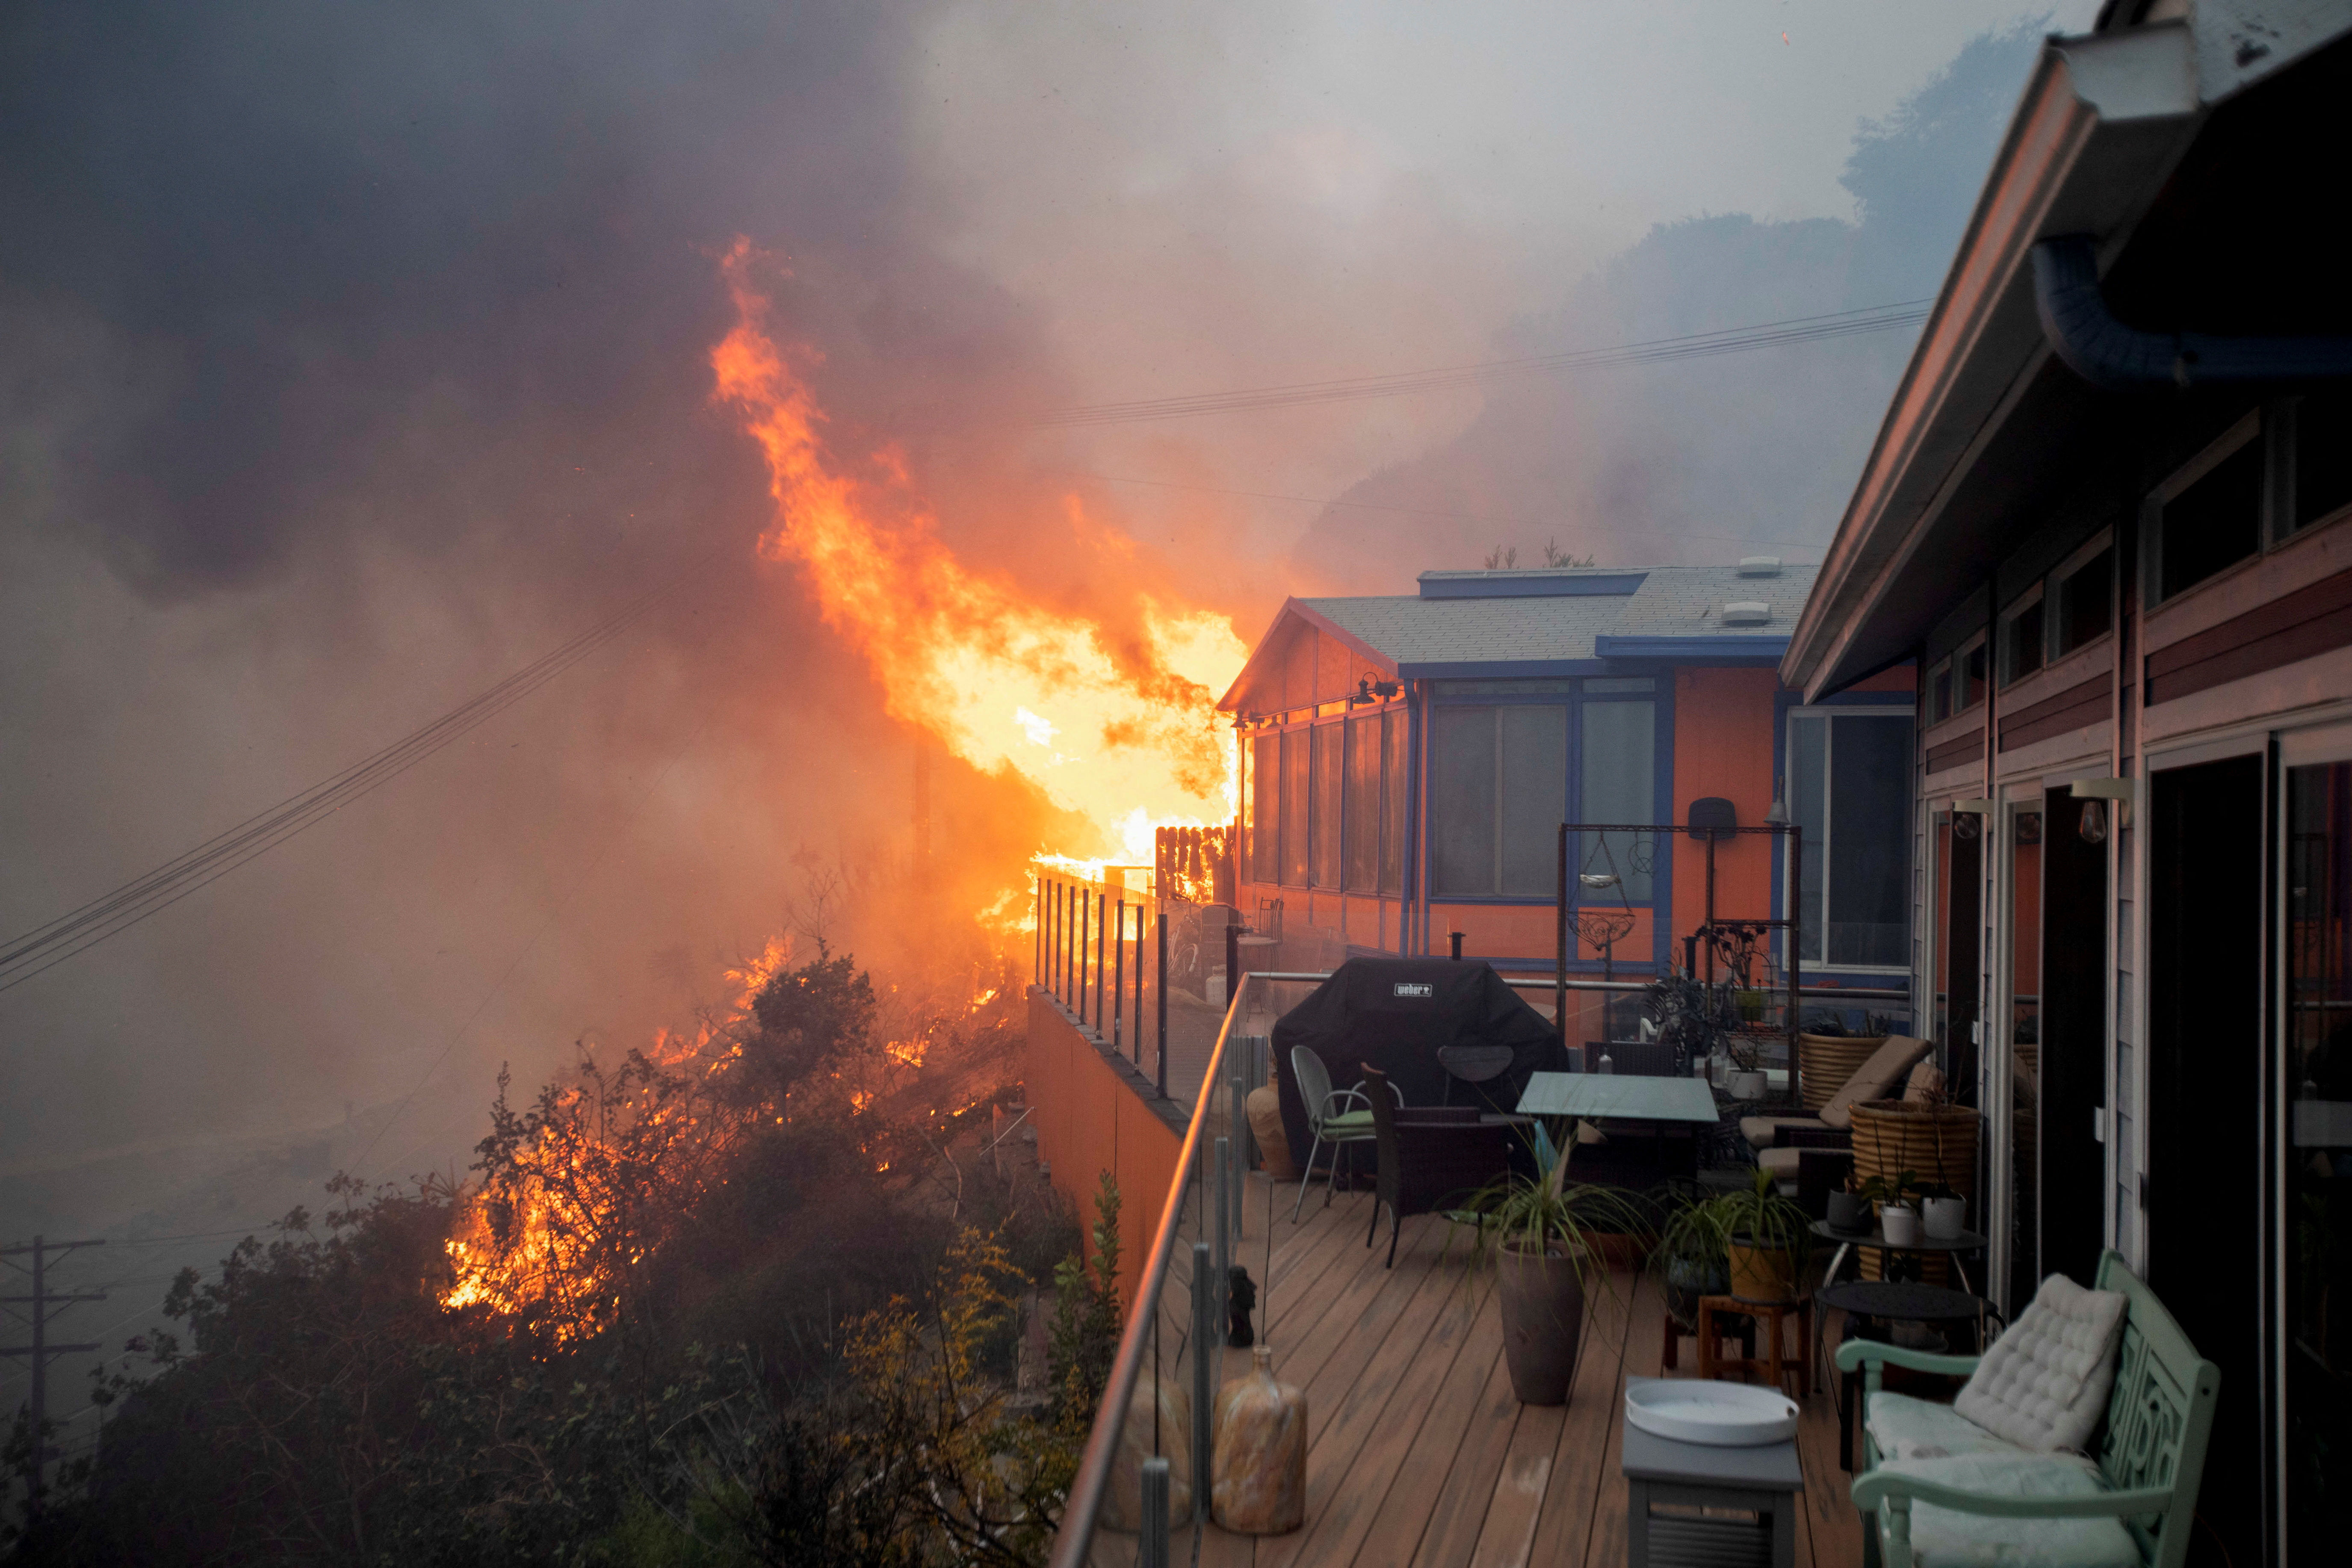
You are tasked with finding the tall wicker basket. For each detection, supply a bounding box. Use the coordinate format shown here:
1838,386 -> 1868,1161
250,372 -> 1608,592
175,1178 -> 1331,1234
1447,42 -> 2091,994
1847,1099 -> 1981,1285
1797,1033 -> 1885,1111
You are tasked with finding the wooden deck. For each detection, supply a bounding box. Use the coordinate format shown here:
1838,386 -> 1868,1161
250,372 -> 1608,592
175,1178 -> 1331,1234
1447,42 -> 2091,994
1117,1172 -> 1867,1568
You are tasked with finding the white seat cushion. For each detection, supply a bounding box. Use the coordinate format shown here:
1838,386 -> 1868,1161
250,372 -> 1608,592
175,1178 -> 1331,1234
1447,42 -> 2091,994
1876,1451 -> 2141,1568
1866,1392 -> 2023,1462
1954,1274 -> 2129,1453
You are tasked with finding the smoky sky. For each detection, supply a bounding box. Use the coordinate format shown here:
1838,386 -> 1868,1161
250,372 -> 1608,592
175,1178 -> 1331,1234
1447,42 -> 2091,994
0,0 -> 994,593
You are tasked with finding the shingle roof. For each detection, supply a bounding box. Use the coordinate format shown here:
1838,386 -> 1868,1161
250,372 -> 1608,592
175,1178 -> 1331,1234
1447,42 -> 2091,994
1297,563 -> 1821,673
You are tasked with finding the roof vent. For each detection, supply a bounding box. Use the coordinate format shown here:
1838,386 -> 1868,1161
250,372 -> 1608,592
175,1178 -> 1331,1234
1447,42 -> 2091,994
1721,601 -> 1771,626
1737,556 -> 1782,577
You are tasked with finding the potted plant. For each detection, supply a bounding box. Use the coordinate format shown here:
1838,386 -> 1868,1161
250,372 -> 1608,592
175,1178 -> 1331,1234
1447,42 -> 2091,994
1650,1187 -> 1730,1329
1717,1167 -> 1811,1302
1825,1173 -> 1870,1236
1459,1168 -> 1651,1406
1917,1179 -> 1966,1240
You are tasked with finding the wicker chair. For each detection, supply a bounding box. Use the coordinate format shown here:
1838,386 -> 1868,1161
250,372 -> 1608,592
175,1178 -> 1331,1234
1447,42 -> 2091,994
1359,1063 -> 1511,1268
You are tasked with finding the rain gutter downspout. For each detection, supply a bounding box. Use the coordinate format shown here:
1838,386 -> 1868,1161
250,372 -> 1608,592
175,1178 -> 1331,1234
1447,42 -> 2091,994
2031,235 -> 2352,390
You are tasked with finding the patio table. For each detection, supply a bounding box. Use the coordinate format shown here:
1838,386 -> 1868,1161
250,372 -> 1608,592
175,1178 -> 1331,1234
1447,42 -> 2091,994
1515,1071 -> 1720,1123
1620,1378 -> 1803,1568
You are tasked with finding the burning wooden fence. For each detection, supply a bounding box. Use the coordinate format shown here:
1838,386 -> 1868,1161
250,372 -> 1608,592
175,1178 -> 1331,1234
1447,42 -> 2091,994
1152,825 -> 1232,907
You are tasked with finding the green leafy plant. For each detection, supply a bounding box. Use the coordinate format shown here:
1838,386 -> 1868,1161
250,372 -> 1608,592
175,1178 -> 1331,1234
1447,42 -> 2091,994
1855,1169 -> 1922,1207
1454,1164 -> 1654,1291
1719,1166 -> 1812,1255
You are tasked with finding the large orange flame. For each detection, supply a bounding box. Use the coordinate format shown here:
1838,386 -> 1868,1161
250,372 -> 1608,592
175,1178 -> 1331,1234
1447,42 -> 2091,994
709,240 -> 1244,870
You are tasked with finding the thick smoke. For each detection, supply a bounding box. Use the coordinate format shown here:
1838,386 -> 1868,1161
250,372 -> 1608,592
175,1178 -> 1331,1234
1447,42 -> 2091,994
1284,25 -> 2048,586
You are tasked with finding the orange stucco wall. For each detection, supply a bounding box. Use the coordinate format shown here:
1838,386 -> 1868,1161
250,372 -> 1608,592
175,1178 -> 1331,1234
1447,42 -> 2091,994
1024,987 -> 1182,1305
1670,666 -> 1783,944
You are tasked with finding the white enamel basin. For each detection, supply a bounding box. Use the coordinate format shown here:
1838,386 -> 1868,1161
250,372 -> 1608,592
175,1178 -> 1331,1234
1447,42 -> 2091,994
1624,1379 -> 1799,1447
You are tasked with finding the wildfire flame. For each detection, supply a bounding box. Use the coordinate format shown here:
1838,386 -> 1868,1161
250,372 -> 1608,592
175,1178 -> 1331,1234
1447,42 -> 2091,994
709,239 -> 1245,870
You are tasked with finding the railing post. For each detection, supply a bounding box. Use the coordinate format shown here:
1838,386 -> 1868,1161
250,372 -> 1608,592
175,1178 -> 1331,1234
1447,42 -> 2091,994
1034,873 -> 1042,987
1096,889 -> 1108,1031
1156,905 -> 1170,1098
1230,1072 -> 1248,1241
1191,1240 -> 1214,1519
1133,901 -> 1145,1066
1112,901 -> 1125,1051
1214,1135 -> 1231,1342
1078,887 -> 1090,1025
1139,1457 -> 1170,1567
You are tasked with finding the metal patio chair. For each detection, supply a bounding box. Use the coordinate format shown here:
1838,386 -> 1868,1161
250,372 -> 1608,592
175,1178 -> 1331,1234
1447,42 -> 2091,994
1290,1045 -> 1397,1222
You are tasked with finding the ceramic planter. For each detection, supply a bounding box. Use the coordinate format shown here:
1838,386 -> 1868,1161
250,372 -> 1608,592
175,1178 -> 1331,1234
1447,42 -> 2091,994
1881,1203 -> 1921,1246
1921,1195 -> 1965,1240
1727,1069 -> 1768,1101
1664,1254 -> 1728,1329
1495,1241 -> 1584,1406
1826,1190 -> 1870,1235
1726,1237 -> 1800,1302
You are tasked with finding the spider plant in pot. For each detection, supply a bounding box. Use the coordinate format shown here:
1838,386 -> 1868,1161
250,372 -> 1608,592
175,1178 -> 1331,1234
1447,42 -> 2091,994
1719,1167 -> 1812,1302
1650,1187 -> 1730,1330
1458,1167 -> 1652,1406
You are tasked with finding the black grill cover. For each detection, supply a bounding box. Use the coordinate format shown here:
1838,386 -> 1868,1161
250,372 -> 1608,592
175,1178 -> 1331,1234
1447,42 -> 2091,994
1270,957 -> 1568,1172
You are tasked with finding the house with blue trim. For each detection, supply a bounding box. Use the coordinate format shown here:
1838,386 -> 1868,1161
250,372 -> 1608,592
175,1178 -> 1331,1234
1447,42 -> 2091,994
1213,561 -> 1915,1005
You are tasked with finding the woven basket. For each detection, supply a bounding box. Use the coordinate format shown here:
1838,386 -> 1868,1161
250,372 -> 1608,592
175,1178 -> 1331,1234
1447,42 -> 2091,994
1848,1099 -> 1980,1284
1797,1033 -> 1885,1110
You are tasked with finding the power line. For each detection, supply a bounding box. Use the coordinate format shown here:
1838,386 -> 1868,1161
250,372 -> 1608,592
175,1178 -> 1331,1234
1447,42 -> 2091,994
1047,468 -> 1827,556
0,555 -> 715,995
1033,298 -> 1930,427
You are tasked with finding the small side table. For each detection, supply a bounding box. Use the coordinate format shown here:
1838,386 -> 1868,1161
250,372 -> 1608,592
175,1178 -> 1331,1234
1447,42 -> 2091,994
1814,1280 -> 1990,1472
1621,1382 -> 1803,1568
1696,1295 -> 1812,1398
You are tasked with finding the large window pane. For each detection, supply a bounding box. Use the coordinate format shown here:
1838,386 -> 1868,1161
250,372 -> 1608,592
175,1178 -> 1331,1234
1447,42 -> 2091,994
1499,706 -> 1569,896
1345,717 -> 1381,892
1250,733 -> 1278,883
1791,715 -> 1829,963
1312,723 -> 1343,888
2160,436 -> 2262,599
1428,706 -> 1497,896
1381,709 -> 1406,895
1829,717 -> 1913,966
1580,700 -> 1655,901
1791,710 -> 1913,967
1279,728 -> 1309,887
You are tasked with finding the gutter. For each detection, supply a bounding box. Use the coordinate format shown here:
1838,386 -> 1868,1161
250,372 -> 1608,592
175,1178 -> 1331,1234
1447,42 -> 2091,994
2033,235 -> 2352,390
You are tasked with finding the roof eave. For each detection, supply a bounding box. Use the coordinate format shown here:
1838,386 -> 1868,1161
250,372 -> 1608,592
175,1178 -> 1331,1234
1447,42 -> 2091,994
1780,24 -> 2203,700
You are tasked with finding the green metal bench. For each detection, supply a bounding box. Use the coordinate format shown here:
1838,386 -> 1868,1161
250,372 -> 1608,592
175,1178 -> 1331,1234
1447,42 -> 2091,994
1836,1249 -> 2219,1568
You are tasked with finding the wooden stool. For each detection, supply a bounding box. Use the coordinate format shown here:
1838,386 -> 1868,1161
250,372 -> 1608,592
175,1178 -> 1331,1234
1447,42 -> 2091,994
1696,1294 -> 1811,1398
1661,1306 -> 1754,1372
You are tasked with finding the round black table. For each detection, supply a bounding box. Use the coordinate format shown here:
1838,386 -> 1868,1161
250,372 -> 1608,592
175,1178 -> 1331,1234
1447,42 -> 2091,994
1810,1219 -> 1989,1295
1816,1280 -> 1995,1472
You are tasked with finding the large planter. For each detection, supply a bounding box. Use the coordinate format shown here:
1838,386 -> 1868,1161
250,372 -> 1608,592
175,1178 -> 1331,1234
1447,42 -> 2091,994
1798,1032 -> 1886,1110
1664,1254 -> 1729,1330
1726,1237 -> 1801,1303
1495,1241 -> 1585,1405
1849,1099 -> 1980,1283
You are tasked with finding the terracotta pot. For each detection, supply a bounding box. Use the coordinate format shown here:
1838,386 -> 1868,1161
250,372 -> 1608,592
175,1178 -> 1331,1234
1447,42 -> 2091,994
1495,1241 -> 1585,1405
1726,1237 -> 1800,1302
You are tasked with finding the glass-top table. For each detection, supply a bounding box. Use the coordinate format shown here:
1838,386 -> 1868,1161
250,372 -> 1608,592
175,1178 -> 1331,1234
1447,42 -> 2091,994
1515,1071 -> 1721,1123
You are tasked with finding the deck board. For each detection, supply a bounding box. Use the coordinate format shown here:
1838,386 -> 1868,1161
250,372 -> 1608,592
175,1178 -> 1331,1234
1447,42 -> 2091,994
1147,1174 -> 1862,1568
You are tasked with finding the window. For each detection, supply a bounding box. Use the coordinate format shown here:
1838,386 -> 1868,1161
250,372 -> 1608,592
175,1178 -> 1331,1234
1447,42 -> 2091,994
1344,717 -> 1380,892
2291,393 -> 2352,533
1250,732 -> 1279,883
1954,636 -> 1987,712
1381,709 -> 1406,895
2157,419 -> 2263,600
1789,709 -> 1914,968
2002,590 -> 2045,684
1311,723 -> 1342,887
2053,545 -> 2113,656
1581,699 -> 1655,900
1428,704 -> 1567,897
1927,659 -> 1951,724
1279,728 -> 1309,886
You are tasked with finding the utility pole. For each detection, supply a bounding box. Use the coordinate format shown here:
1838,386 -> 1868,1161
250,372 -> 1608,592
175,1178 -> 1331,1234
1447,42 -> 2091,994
2,1235 -> 106,1514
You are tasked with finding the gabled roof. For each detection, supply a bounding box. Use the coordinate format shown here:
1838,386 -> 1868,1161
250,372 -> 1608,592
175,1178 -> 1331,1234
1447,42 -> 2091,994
1217,563 -> 1817,710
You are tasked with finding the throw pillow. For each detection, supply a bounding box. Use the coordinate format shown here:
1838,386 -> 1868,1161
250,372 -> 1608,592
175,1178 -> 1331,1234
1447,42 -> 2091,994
1953,1273 -> 2128,1453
